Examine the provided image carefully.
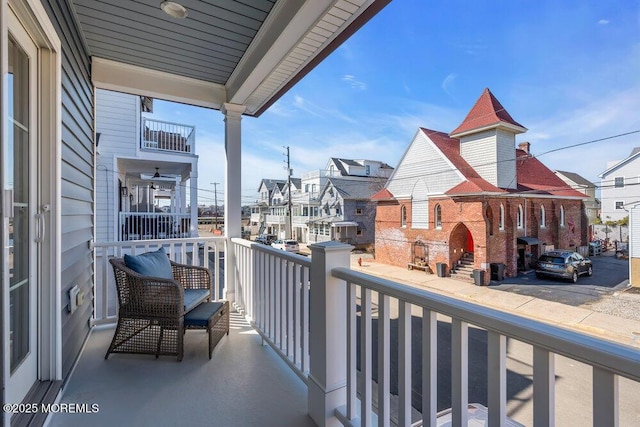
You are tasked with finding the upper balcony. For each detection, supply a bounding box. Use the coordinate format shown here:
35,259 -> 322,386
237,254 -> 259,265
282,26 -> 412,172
141,117 -> 196,155
53,237 -> 640,427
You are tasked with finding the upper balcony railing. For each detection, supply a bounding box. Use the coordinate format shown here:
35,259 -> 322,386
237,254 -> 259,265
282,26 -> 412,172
141,117 -> 195,154
266,214 -> 286,225
119,212 -> 191,241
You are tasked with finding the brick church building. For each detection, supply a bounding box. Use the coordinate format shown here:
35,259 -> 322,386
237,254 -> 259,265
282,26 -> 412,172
373,88 -> 588,279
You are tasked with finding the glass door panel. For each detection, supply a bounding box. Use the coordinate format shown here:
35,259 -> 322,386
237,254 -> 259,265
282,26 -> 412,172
6,9 -> 38,405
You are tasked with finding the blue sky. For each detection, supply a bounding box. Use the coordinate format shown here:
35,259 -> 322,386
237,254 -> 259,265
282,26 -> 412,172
151,0 -> 640,206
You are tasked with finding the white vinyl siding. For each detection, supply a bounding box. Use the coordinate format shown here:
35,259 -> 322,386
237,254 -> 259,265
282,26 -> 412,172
631,204 -> 640,258
95,90 -> 140,242
459,129 -> 516,189
496,129 -> 517,189
386,130 -> 463,198
600,155 -> 640,221
411,180 -> 429,229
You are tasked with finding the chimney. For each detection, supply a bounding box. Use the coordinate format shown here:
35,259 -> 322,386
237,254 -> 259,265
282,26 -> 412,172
518,141 -> 530,154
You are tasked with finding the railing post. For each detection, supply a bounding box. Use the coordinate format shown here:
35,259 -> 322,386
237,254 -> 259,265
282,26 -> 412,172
308,241 -> 352,426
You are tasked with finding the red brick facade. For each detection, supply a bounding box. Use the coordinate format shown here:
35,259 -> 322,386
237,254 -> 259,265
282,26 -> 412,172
375,196 -> 587,278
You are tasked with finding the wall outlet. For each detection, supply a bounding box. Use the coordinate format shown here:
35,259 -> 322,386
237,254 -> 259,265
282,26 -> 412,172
68,285 -> 80,314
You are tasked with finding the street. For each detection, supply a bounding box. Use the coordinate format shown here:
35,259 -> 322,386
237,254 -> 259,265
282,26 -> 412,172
489,253 -> 629,306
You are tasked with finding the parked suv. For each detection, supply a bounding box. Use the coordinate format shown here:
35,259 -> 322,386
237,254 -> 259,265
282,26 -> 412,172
535,250 -> 593,283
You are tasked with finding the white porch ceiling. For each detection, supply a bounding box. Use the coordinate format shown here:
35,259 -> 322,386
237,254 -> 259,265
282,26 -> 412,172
70,0 -> 390,116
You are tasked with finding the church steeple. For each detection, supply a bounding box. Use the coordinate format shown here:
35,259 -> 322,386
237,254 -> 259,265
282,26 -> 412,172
450,89 -> 527,190
450,88 -> 527,138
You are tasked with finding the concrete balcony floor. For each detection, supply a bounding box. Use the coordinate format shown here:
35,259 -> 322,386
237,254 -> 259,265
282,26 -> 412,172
49,311 -> 314,427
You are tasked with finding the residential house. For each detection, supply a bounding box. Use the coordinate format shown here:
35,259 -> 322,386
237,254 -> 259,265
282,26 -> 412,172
554,170 -> 600,223
264,158 -> 392,244
374,89 -> 587,278
308,176 -> 386,249
598,147 -> 640,221
2,2 -> 633,426
95,89 -> 199,242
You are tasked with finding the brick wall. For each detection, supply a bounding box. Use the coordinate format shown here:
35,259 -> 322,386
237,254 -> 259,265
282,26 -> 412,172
375,196 -> 586,278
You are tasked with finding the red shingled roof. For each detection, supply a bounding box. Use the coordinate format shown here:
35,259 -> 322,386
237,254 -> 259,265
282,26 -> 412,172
371,188 -> 395,200
417,128 -> 585,198
450,88 -> 526,137
515,150 -> 586,197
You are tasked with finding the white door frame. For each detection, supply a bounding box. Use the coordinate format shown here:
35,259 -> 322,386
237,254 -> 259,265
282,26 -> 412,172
1,0 -> 61,419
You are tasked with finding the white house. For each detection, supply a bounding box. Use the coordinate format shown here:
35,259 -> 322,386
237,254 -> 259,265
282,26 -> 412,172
95,89 -> 200,242
599,147 -> 640,221
554,170 -> 601,223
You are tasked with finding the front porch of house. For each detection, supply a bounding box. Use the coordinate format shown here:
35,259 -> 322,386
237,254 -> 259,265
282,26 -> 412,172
51,236 -> 640,427
49,313 -> 313,427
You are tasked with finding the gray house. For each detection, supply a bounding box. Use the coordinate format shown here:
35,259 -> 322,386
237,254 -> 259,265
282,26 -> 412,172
308,177 -> 386,249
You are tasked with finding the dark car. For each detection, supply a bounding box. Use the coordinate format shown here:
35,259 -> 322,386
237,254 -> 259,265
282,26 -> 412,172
255,234 -> 276,245
535,250 -> 593,283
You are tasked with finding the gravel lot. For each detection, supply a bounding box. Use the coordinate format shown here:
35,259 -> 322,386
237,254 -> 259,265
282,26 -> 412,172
585,286 -> 640,321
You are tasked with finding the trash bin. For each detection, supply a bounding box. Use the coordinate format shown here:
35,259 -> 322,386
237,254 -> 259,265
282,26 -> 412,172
436,262 -> 447,277
490,263 -> 505,281
473,269 -> 485,286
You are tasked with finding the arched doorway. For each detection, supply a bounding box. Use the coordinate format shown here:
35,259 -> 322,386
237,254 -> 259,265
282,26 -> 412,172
450,223 -> 474,265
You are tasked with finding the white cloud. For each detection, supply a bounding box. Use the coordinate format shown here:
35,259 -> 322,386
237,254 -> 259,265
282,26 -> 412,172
441,73 -> 457,97
598,19 -> 610,25
524,84 -> 640,183
342,74 -> 367,90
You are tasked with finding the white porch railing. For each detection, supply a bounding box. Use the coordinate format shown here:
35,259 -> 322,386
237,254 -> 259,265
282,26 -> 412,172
231,238 -> 311,382
119,212 -> 191,241
228,240 -> 640,427
92,237 -> 225,325
141,117 -> 195,154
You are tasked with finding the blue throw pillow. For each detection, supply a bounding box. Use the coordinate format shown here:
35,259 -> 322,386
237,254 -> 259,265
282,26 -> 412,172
124,247 -> 173,280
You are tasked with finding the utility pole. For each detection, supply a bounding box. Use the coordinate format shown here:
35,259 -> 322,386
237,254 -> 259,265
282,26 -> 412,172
284,146 -> 292,239
211,182 -> 219,230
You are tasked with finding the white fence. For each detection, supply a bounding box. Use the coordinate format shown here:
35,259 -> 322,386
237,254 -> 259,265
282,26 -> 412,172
92,237 -> 225,325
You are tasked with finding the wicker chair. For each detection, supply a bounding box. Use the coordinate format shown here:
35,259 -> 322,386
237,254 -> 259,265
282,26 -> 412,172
106,257 -> 211,361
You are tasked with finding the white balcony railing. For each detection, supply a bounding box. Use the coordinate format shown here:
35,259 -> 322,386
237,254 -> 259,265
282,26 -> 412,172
227,240 -> 640,427
266,214 -> 286,225
90,237 -> 640,426
232,239 -> 311,381
119,212 -> 191,241
92,237 -> 226,325
141,117 -> 195,154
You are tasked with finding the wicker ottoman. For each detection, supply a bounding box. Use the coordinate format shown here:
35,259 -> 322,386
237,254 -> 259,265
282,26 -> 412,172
184,301 -> 229,359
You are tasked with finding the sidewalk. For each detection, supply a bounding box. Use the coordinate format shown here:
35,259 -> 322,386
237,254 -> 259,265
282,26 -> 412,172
348,255 -> 640,349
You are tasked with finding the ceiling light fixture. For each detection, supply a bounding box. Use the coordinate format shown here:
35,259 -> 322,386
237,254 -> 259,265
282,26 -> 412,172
153,167 -> 161,178
160,1 -> 188,19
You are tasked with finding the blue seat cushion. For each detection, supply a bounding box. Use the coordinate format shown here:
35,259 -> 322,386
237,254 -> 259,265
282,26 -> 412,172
184,302 -> 225,327
124,247 -> 173,280
184,289 -> 210,313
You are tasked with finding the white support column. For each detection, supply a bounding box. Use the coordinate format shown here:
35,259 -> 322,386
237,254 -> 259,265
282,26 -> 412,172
222,103 -> 245,303
189,170 -> 198,237
308,241 -> 351,427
